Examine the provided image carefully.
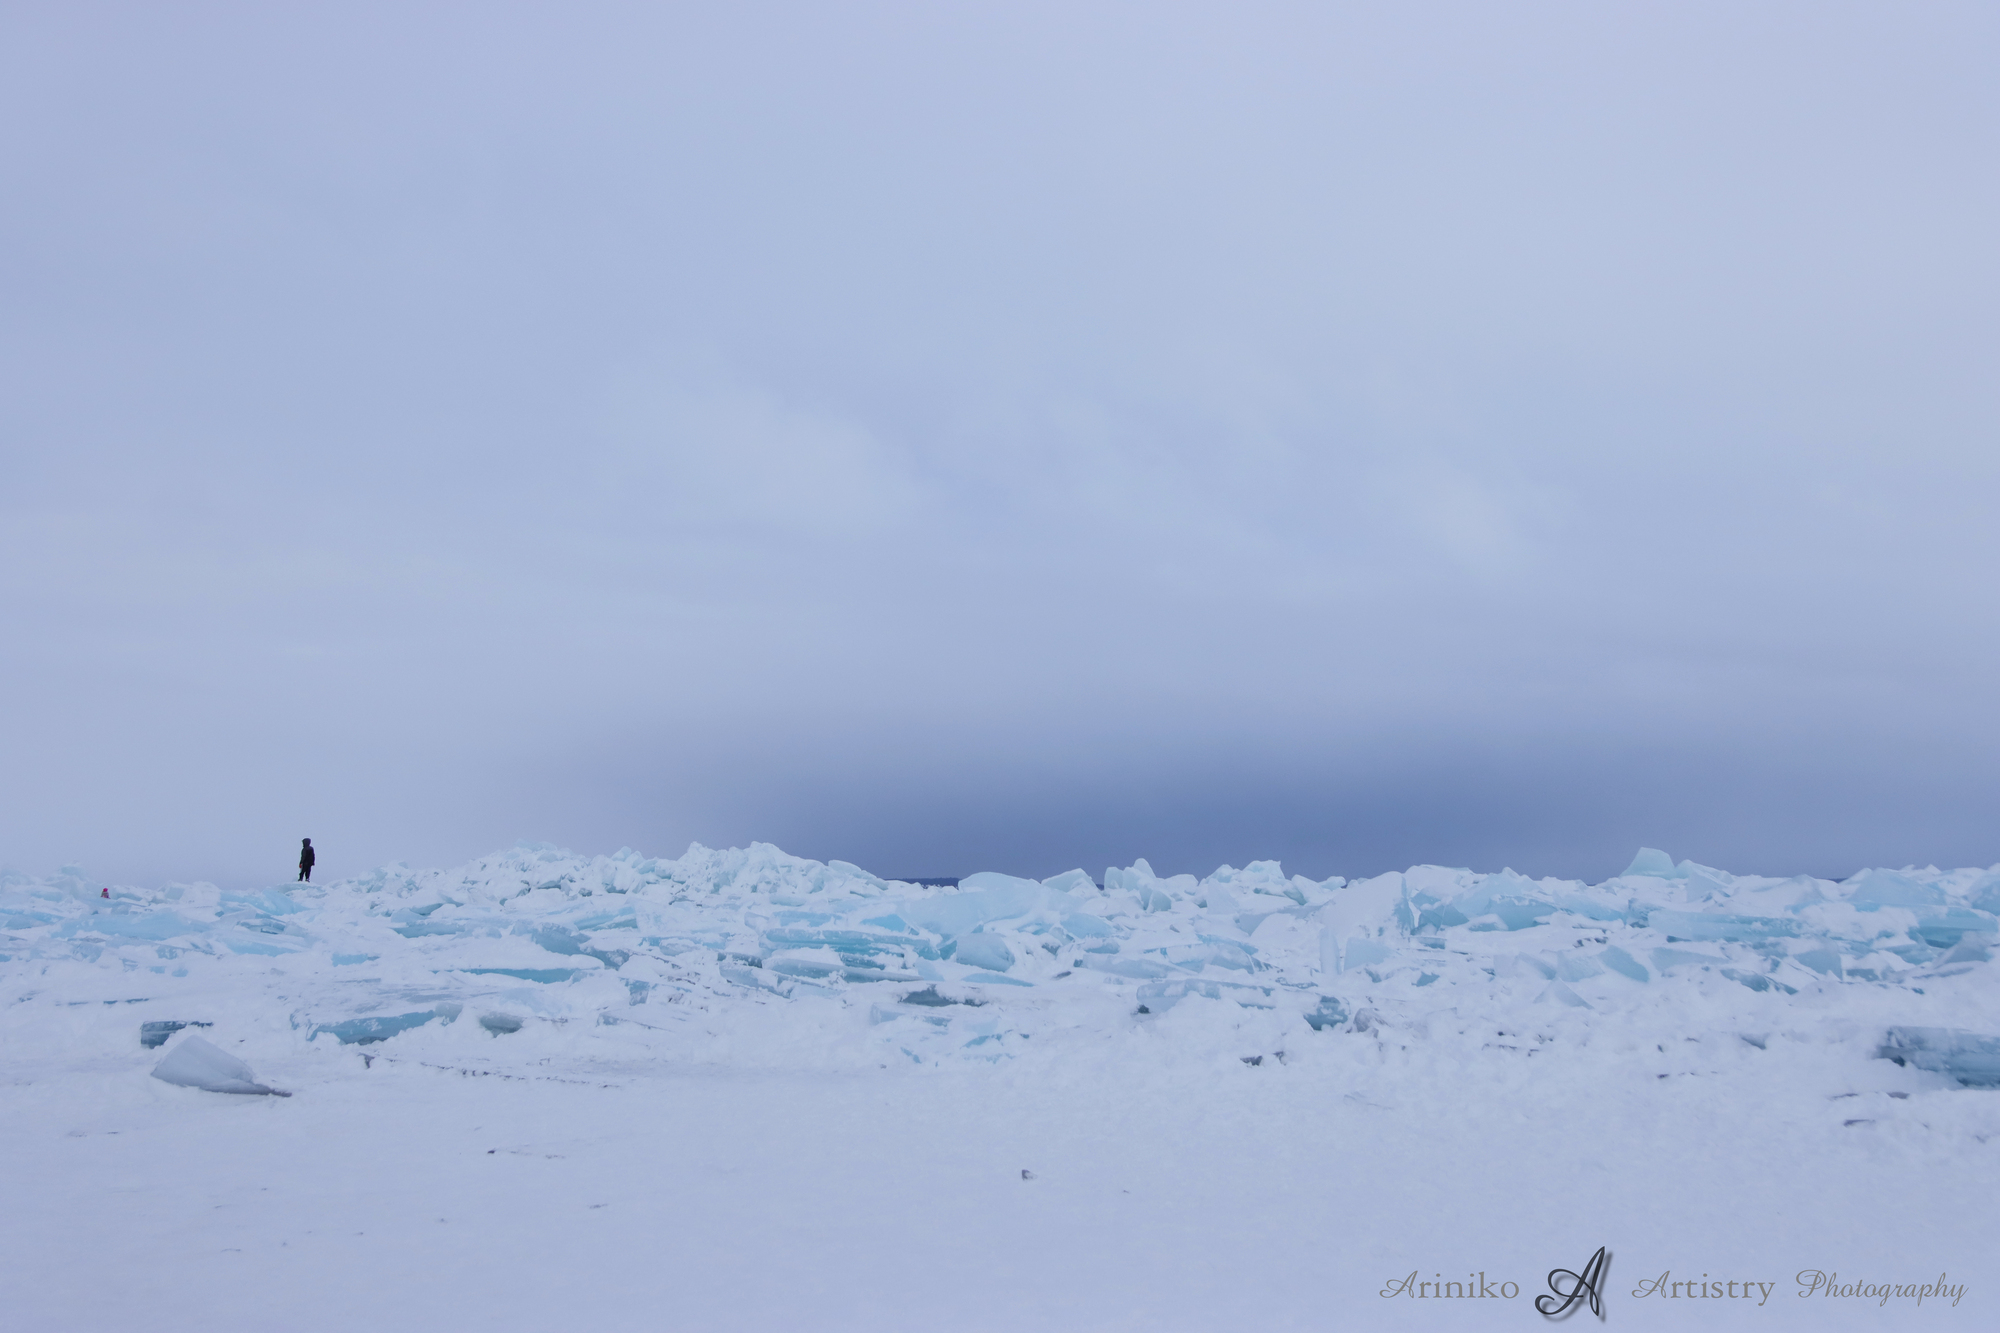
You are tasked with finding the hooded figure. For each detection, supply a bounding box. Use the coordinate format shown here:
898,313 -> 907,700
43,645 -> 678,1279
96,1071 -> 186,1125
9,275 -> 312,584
298,839 -> 315,883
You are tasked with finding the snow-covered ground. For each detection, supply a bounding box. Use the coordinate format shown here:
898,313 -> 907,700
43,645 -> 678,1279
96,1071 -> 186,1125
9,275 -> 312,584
4,843 -> 1995,1329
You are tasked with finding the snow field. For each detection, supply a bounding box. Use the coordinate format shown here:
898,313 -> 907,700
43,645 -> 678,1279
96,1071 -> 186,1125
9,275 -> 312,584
3,840 -> 1996,1328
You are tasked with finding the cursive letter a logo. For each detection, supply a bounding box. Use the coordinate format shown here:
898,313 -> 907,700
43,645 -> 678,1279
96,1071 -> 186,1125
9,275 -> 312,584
1536,1246 -> 1608,1318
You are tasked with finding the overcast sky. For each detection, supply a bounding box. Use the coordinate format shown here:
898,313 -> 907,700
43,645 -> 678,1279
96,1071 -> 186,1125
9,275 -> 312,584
3,3 -> 1996,888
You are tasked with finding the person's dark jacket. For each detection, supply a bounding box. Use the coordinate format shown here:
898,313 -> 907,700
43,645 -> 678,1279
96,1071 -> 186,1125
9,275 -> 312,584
299,843 -> 315,870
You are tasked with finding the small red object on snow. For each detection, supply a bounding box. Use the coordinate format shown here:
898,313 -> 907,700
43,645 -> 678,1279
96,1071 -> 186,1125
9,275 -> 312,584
101,887 -> 109,899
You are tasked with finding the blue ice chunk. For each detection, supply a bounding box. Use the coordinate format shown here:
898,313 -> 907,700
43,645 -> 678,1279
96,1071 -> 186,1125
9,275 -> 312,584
1137,886 -> 1174,912
955,934 -> 1016,972
1536,981 -> 1591,1008
1885,938 -> 1937,964
460,967 -> 583,983
1554,953 -> 1604,982
139,1019 -> 212,1049
1793,948 -> 1844,978
896,876 -> 1049,938
768,954 -> 843,979
640,936 -> 703,956
1597,945 -> 1649,982
1719,967 -> 1794,994
843,965 -> 920,984
1547,893 -> 1627,923
392,921 -> 464,938
1079,955 -> 1171,979
861,914 -> 912,932
1936,938 -> 1991,966
1061,913 -> 1114,938
223,939 -> 296,956
332,953 -> 377,965
826,859 -> 888,890
479,1013 -> 525,1034
1845,870 -> 1946,912
870,1002 -> 950,1026
1877,1027 -> 2000,1087
1416,902 -> 1469,930
312,1010 -> 448,1045
1137,978 -> 1274,1011
532,926 -> 584,955
720,963 -> 787,993
1197,932 -> 1258,958
1499,953 -> 1557,980
56,912 -> 201,942
1104,860 -> 1160,895
764,927 -> 936,960
1447,873 -> 1562,931
1041,869 -> 1096,894
1341,938 -> 1396,972
1909,907 -> 1998,949
1650,947 -> 1727,971
1485,897 -> 1559,930
222,888 -> 307,916
963,970 -> 1033,986
957,871 -> 1043,894
899,986 -> 982,1008
1303,996 -> 1349,1030
764,927 -> 856,951
1622,848 -> 1682,878
1648,910 -> 1799,943
1233,902 -> 1303,935
1966,873 -> 2000,916
1413,972 -> 1439,987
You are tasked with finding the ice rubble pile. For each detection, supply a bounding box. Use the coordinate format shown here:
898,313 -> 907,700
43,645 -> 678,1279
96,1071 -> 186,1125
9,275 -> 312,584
2,844 -> 1996,1079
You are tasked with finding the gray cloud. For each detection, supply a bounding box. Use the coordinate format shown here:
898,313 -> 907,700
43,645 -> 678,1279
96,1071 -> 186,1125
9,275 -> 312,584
3,3 -> 1996,886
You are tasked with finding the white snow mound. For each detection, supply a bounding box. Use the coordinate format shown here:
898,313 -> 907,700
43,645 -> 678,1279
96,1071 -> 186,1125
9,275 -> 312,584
151,1034 -> 287,1096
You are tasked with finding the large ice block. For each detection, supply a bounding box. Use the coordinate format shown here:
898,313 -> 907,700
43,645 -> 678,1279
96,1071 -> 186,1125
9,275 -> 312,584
1876,1027 -> 2000,1088
152,1035 -> 287,1095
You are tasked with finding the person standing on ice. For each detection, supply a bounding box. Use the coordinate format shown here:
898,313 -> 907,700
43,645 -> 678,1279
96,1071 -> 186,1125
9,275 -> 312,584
298,838 -> 315,883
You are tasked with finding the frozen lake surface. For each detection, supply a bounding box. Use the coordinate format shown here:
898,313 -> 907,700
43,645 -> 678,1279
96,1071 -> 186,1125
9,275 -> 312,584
3,842 -> 1995,1329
